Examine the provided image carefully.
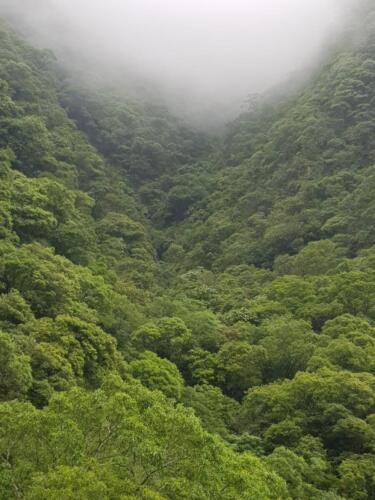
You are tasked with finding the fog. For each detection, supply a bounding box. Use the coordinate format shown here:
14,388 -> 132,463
0,0 -> 357,125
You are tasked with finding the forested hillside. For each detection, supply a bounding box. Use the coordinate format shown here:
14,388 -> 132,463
1,3 -> 375,498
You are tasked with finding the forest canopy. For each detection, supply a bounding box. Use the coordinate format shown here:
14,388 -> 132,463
1,3 -> 375,498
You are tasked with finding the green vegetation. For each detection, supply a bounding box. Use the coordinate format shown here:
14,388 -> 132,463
1,4 -> 375,498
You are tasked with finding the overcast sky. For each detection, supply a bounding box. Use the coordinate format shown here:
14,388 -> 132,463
0,0 -> 357,121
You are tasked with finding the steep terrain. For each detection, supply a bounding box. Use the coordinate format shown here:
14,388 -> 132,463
1,4 -> 375,498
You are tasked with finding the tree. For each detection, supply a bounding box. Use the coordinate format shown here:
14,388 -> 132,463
0,331 -> 32,400
26,315 -> 120,389
183,348 -> 218,385
130,351 -> 184,399
339,454 -> 375,500
0,378 -> 287,499
275,240 -> 340,276
131,317 -> 191,364
217,341 -> 267,399
182,384 -> 239,439
258,316 -> 319,381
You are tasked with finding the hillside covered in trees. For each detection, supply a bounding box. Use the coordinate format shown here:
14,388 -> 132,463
1,2 -> 375,498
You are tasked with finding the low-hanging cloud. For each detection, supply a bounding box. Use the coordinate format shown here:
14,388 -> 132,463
0,0 -> 358,125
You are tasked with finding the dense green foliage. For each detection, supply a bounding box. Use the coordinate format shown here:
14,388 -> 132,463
1,4 -> 375,497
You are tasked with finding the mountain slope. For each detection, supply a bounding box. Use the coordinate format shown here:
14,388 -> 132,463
0,20 -> 289,499
157,6 -> 375,271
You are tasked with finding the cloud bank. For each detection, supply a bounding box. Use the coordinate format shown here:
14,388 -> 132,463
0,0 -> 357,124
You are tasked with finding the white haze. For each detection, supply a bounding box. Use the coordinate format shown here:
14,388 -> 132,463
0,0 -> 357,126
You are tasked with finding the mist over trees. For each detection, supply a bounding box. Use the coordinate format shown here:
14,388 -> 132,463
0,0 -> 358,127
